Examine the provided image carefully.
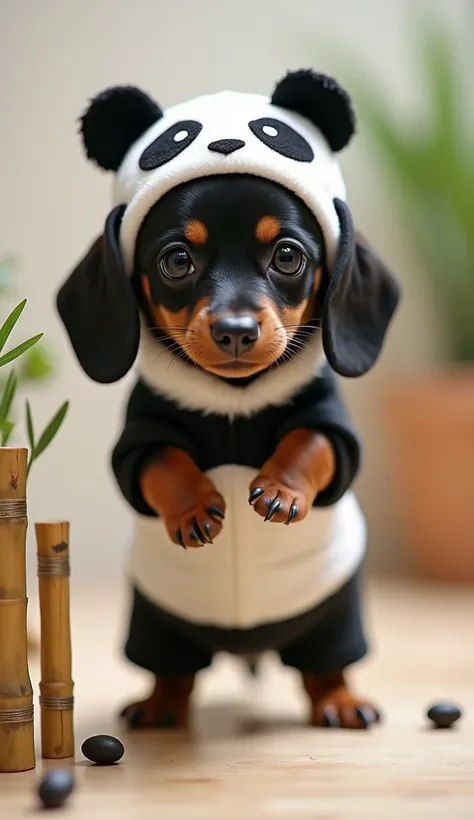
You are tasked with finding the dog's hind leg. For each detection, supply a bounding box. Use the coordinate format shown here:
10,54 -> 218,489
302,671 -> 381,729
119,674 -> 195,729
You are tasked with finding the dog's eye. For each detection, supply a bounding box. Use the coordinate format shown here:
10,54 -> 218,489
159,247 -> 195,280
271,244 -> 304,276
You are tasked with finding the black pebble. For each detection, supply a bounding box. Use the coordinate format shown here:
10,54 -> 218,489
427,702 -> 462,729
81,734 -> 125,765
38,769 -> 75,809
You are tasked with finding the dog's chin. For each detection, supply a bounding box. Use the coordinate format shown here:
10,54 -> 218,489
182,337 -> 291,380
197,359 -> 273,379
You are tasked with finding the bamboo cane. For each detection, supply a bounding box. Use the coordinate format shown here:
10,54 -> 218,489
0,447 -> 35,772
35,520 -> 74,759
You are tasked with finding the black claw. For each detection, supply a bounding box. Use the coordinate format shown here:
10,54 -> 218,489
175,529 -> 186,549
206,505 -> 225,520
249,487 -> 264,505
285,504 -> 298,525
373,707 -> 382,724
264,497 -> 282,522
355,706 -> 373,728
203,522 -> 214,544
189,527 -> 204,545
322,707 -> 340,728
192,520 -> 208,544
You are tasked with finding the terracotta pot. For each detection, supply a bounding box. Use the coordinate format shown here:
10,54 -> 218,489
381,366 -> 474,583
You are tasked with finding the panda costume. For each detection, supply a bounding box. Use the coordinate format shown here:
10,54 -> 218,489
57,70 -> 400,678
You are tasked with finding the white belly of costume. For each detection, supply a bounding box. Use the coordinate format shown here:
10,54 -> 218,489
128,464 -> 366,629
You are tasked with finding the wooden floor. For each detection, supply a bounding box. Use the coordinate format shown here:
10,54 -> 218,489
2,576 -> 474,819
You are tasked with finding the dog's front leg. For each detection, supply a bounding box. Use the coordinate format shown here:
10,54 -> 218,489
248,429 -> 335,524
140,447 -> 226,547
119,447 -> 225,730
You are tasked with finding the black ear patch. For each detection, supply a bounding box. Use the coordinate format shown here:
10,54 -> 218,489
249,117 -> 314,162
79,85 -> 163,171
271,70 -> 356,153
56,205 -> 140,383
139,120 -> 203,171
321,199 -> 401,377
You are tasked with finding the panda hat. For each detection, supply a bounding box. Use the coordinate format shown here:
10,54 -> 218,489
57,69 -> 400,387
81,70 -> 351,275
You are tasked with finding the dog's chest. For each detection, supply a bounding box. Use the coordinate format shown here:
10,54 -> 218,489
128,464 -> 366,630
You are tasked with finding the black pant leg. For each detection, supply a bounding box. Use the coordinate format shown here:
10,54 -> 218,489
124,586 -> 214,676
278,567 -> 369,674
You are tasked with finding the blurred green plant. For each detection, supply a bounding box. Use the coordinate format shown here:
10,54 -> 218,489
348,17 -> 474,362
0,254 -> 56,384
0,296 -> 69,476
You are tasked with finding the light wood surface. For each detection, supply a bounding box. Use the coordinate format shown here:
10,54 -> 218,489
1,575 -> 473,818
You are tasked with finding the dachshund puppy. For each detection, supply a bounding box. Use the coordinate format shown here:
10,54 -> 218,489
130,174 -> 333,540
56,70 -> 400,732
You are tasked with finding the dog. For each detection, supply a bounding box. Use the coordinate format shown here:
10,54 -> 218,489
56,69 -> 400,731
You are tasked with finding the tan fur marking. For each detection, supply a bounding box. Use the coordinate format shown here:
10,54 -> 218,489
141,277 -> 189,339
313,265 -> 322,294
184,219 -> 208,245
159,305 -> 188,333
281,300 -> 309,333
256,216 -> 281,243
141,274 -> 152,302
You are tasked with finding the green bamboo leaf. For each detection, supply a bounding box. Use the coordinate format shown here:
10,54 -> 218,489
34,401 -> 69,460
19,342 -> 55,381
0,333 -> 43,368
1,420 -> 15,446
25,399 -> 35,456
0,369 -> 18,427
0,299 -> 27,354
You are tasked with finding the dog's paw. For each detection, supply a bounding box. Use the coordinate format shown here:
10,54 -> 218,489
119,676 -> 194,729
248,475 -> 310,524
165,486 -> 226,548
310,690 -> 381,730
120,698 -> 185,729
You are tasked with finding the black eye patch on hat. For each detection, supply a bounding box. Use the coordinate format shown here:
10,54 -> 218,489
139,120 -> 203,171
249,118 -> 314,162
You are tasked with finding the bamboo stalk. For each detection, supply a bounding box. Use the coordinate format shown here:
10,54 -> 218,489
35,521 -> 74,759
0,447 -> 35,772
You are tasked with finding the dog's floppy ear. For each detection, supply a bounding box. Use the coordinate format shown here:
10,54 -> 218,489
321,198 -> 401,377
56,205 -> 140,384
271,69 -> 355,152
79,85 -> 163,171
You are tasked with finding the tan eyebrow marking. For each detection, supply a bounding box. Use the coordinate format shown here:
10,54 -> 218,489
256,215 -> 281,243
184,219 -> 208,245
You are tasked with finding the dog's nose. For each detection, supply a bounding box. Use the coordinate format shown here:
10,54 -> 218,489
211,315 -> 260,357
208,139 -> 245,155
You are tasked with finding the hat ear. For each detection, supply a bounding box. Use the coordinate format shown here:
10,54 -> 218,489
79,85 -> 163,171
271,69 -> 356,152
56,205 -> 140,383
321,198 -> 401,377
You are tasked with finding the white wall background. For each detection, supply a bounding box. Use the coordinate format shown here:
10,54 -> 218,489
0,0 -> 469,584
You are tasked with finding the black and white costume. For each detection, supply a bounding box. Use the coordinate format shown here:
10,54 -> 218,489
113,359 -> 367,673
56,70 -> 400,676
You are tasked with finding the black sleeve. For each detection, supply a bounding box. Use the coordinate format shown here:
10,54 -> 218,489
276,363 -> 362,507
110,380 -> 198,517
